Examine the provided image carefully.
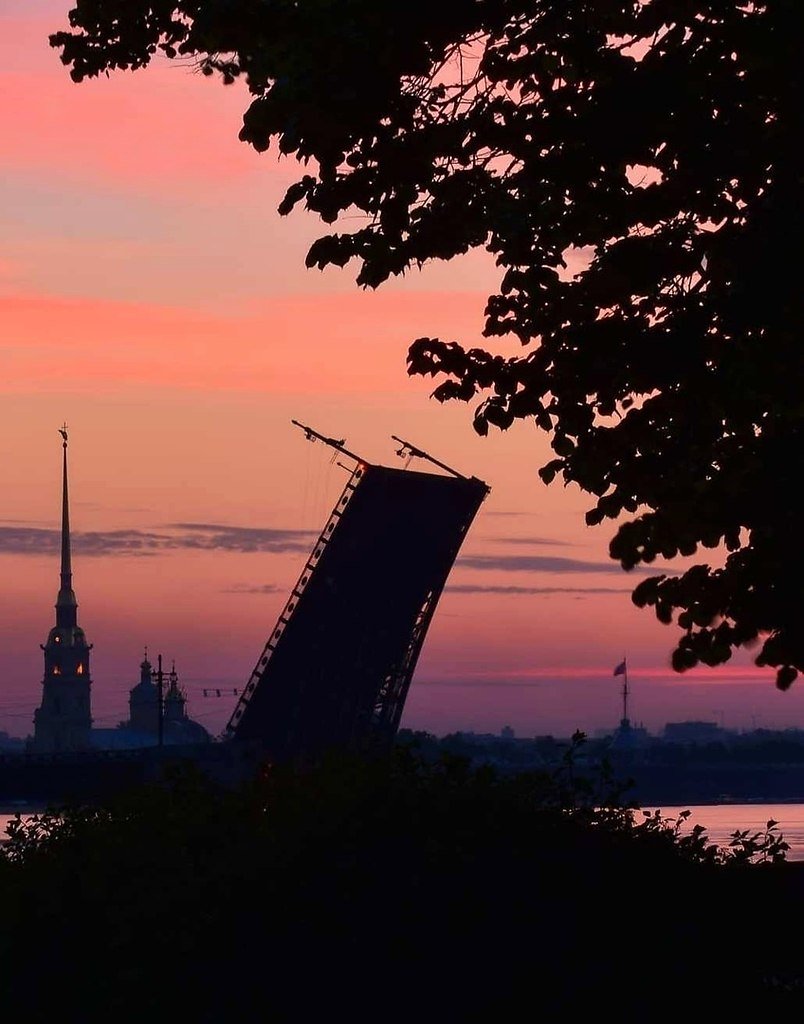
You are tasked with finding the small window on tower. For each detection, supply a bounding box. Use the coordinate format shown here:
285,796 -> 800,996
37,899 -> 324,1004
53,666 -> 61,675
54,636 -> 61,643
77,663 -> 84,675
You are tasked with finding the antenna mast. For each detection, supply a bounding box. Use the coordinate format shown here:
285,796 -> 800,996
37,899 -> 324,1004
391,435 -> 473,480
291,420 -> 365,465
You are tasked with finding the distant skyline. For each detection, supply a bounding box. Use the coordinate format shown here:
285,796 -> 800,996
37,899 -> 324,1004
2,1 -> 799,741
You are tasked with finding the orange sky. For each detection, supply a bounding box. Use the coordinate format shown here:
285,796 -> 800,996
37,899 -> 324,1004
1,1 -> 796,741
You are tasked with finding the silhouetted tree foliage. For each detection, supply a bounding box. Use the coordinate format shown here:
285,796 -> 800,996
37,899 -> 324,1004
1,750 -> 802,1017
50,1 -> 802,687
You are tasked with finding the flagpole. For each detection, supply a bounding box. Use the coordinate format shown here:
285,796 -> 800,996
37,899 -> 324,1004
612,657 -> 629,729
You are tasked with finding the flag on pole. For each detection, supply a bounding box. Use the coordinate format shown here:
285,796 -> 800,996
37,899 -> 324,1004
613,659 -> 627,676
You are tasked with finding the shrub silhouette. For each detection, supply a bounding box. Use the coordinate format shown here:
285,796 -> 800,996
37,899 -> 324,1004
2,745 -> 804,1018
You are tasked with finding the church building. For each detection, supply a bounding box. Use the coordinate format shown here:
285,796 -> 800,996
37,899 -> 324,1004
30,427 -> 93,753
28,429 -> 210,754
111,652 -> 211,748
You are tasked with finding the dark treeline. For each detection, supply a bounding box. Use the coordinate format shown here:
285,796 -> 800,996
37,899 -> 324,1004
405,724 -> 804,770
402,728 -> 804,804
400,727 -> 804,765
3,745 -> 804,1017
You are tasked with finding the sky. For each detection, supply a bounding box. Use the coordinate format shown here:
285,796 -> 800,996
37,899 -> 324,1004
2,0 -> 801,741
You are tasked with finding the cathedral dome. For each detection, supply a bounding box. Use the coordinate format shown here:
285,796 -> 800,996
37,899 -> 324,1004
164,717 -> 212,745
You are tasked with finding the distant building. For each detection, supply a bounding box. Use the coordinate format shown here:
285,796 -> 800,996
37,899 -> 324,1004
161,659 -> 211,745
608,717 -> 651,751
30,428 -> 93,753
501,725 -> 515,741
128,654 -> 160,735
662,721 -> 723,745
106,654 -> 211,750
0,731 -> 25,753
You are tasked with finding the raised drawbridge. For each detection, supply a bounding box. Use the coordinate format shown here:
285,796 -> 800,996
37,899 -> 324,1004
224,423 -> 489,762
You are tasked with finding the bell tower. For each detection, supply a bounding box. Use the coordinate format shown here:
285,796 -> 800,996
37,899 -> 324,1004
31,426 -> 93,752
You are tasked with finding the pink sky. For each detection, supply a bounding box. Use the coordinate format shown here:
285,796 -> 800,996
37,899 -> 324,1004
0,2 -> 793,741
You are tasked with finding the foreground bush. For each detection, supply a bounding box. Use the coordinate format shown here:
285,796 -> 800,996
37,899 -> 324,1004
2,744 -> 803,1019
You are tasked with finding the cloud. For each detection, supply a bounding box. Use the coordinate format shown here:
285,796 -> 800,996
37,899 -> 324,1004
0,288 -> 486,393
446,584 -> 633,595
167,523 -> 315,553
0,523 -> 315,557
457,553 -> 628,574
222,583 -> 282,595
486,536 -> 574,547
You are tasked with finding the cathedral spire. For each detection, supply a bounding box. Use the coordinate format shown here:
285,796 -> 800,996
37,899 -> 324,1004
56,424 -> 77,629
32,425 -> 92,753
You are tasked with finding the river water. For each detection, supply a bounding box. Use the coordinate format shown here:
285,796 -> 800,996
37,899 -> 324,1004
4,802 -> 804,860
641,803 -> 804,861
